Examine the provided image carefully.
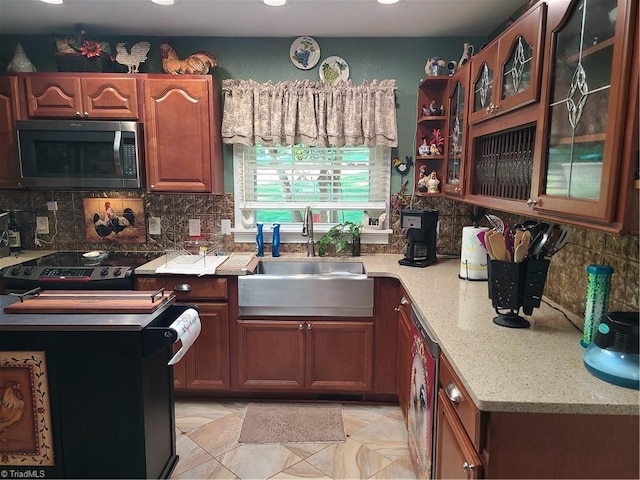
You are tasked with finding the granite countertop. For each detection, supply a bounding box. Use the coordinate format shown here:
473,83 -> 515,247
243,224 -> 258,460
0,250 -> 56,268
140,253 -> 639,416
8,252 -> 637,415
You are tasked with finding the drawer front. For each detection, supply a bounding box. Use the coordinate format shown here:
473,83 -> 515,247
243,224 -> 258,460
439,354 -> 481,448
137,276 -> 227,300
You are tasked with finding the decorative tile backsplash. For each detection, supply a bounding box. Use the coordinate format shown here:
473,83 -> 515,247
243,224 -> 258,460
1,189 -> 637,317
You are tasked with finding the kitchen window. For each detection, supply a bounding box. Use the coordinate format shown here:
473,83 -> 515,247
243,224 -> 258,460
232,144 -> 391,244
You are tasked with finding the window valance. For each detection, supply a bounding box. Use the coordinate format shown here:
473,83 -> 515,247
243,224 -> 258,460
221,79 -> 398,148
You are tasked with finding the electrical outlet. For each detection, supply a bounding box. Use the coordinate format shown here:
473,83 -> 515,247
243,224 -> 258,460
36,216 -> 49,234
221,219 -> 231,235
148,217 -> 161,235
188,219 -> 201,237
47,201 -> 58,211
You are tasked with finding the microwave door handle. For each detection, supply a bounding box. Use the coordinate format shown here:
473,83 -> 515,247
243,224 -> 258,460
113,130 -> 124,176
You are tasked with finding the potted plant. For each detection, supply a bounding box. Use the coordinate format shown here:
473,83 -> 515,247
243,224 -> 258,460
317,221 -> 362,257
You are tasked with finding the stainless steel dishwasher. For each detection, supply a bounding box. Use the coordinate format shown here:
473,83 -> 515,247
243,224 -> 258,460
406,304 -> 440,479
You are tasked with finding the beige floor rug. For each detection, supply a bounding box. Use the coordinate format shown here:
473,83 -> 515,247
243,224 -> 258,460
238,402 -> 346,444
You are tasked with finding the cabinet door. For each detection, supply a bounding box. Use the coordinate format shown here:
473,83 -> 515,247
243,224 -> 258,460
144,76 -> 217,193
80,77 -> 140,119
468,42 -> 499,125
395,298 -> 412,421
435,389 -> 482,479
184,302 -> 230,390
0,76 -> 22,188
24,75 -> 83,118
494,2 -> 546,116
443,64 -> 470,196
531,0 -> 635,223
237,319 -> 305,390
305,320 -> 373,391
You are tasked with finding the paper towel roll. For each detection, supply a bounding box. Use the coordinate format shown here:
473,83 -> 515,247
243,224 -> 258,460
168,308 -> 201,365
459,226 -> 489,280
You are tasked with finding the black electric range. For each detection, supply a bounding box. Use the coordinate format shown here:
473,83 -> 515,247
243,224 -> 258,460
1,251 -> 162,291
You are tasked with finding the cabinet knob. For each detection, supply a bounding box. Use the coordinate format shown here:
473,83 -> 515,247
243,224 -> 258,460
462,462 -> 477,471
307,323 -> 312,330
485,105 -> 492,113
526,198 -> 538,208
75,111 -> 81,117
394,307 -> 400,312
150,184 -> 156,190
83,111 -> 89,117
445,382 -> 463,404
299,323 -> 304,330
454,187 -> 461,192
173,284 -> 192,292
400,297 -> 409,305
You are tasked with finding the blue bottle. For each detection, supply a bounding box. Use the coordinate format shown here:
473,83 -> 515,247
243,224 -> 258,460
272,223 -> 281,257
256,222 -> 264,257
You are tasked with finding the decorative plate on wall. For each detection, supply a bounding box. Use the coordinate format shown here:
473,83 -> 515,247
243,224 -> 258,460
319,56 -> 349,83
290,36 -> 320,70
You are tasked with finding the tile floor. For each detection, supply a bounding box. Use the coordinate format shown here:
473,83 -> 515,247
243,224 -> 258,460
172,399 -> 418,480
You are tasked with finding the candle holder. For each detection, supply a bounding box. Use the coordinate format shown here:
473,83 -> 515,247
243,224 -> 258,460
487,258 -> 551,328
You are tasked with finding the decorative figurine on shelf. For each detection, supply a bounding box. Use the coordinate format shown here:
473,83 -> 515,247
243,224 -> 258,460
421,104 -> 429,116
429,100 -> 443,116
115,41 -> 151,74
457,43 -> 475,69
448,170 -> 460,186
418,138 -> 430,156
430,128 -> 445,155
417,165 -> 428,192
7,43 -> 36,72
425,57 -> 447,76
427,170 -> 440,193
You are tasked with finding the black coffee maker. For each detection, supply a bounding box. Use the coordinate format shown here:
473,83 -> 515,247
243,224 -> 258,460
399,209 -> 439,267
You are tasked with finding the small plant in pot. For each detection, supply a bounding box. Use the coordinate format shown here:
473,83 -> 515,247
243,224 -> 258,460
317,222 -> 362,257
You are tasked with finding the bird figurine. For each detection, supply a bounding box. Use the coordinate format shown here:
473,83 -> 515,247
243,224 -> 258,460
160,43 -> 217,75
393,156 -> 413,175
429,100 -> 443,116
115,41 -> 151,74
6,43 -> 36,72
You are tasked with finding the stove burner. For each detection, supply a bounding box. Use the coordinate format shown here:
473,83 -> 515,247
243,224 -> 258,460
2,251 -> 162,291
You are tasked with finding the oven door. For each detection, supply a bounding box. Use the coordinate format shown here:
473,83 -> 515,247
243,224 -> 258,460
407,306 -> 439,479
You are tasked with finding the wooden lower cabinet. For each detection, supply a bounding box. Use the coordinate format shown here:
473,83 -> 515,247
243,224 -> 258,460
136,275 -> 230,391
237,319 -> 373,392
172,302 -> 229,390
436,354 -> 640,478
436,389 -> 482,479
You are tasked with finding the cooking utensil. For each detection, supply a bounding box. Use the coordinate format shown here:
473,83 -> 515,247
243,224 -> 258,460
484,229 -> 498,260
549,225 -> 571,256
485,213 -> 506,233
488,229 -> 510,261
542,223 -> 563,258
514,243 -> 527,262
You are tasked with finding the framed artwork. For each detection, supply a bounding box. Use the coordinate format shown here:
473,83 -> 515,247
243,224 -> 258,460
0,351 -> 54,466
83,198 -> 146,244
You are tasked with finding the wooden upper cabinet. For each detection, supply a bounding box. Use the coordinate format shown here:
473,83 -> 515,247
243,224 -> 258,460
442,63 -> 471,196
0,76 -> 22,189
21,73 -> 140,119
530,0 -> 638,229
469,2 -> 546,125
144,75 -> 223,193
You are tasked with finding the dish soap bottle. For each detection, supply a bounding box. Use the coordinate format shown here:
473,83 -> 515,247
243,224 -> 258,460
256,222 -> 264,257
8,210 -> 21,252
272,223 -> 281,257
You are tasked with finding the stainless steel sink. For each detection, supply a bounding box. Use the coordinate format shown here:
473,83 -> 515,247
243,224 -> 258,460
238,261 -> 373,317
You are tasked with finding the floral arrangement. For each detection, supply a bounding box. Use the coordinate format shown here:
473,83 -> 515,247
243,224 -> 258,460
55,24 -> 112,59
430,128 -> 445,155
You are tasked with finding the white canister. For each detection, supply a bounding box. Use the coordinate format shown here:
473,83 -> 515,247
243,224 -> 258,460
459,226 -> 489,280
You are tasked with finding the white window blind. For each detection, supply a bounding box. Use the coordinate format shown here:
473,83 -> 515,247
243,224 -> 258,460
233,144 -> 391,241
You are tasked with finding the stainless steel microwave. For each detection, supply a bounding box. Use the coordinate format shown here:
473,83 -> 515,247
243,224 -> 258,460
16,120 -> 143,189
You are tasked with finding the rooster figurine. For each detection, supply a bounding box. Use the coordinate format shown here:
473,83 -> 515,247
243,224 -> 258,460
115,41 -> 151,74
160,43 -> 217,75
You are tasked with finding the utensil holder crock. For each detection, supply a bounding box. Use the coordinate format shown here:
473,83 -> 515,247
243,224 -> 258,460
487,257 -> 550,328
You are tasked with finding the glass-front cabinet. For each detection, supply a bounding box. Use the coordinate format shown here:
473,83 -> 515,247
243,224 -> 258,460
443,63 -> 470,196
531,0 -> 637,224
469,2 -> 546,125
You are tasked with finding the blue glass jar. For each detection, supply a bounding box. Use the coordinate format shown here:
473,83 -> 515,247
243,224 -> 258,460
256,222 -> 264,257
272,223 -> 281,257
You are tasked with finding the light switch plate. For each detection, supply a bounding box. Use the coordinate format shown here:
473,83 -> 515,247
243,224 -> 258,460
189,219 -> 201,237
148,216 -> 161,235
221,219 -> 231,235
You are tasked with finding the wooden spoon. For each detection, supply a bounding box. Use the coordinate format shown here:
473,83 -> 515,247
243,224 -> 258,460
488,230 -> 510,262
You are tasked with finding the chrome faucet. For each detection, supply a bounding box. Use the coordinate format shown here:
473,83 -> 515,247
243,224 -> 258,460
302,206 -> 315,256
